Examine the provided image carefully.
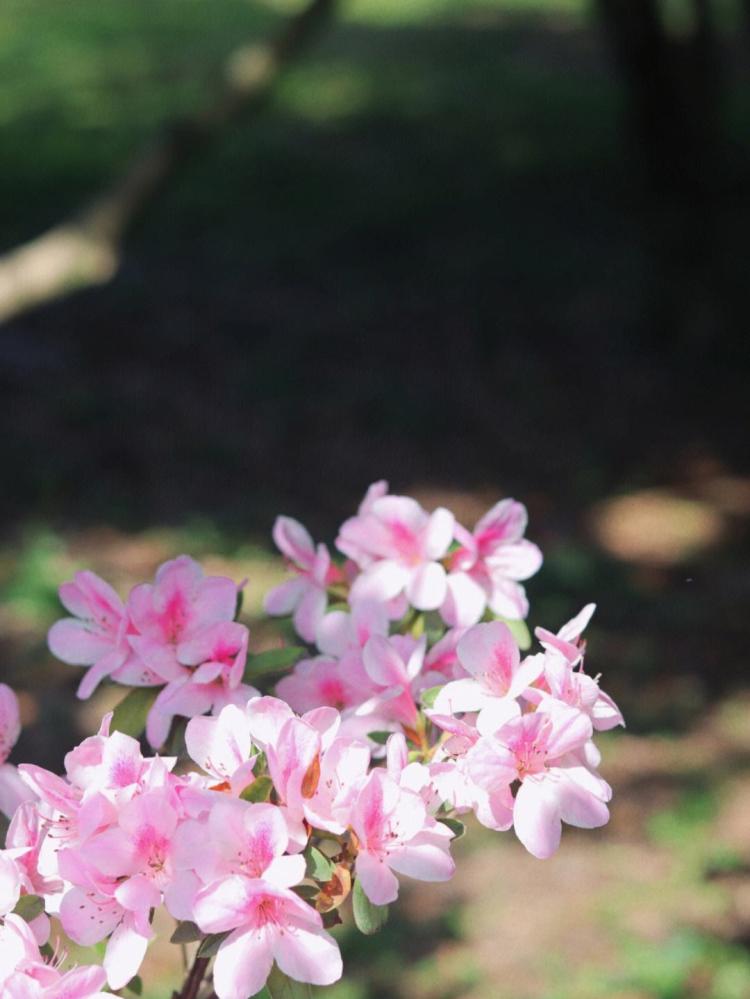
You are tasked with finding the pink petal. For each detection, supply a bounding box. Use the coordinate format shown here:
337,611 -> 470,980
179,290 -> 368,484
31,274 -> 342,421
557,771 -> 610,829
355,850 -> 400,905
440,572 -> 486,628
513,777 -> 562,859
47,620 -> 113,666
60,888 -> 121,946
213,926 -> 274,999
114,875 -> 161,914
557,603 -> 596,642
541,703 -> 593,760
456,621 -> 520,692
263,577 -> 306,616
486,539 -> 543,581
388,827 -> 455,882
272,516 -> 316,569
487,579 -> 529,620
362,636 -> 407,688
474,499 -> 527,547
194,876 -> 257,933
293,585 -> 327,644
272,923 -> 343,987
104,918 -> 149,991
405,562 -> 447,611
422,508 -> 455,559
350,561 -> 411,603
432,678 -> 486,715
185,705 -> 252,780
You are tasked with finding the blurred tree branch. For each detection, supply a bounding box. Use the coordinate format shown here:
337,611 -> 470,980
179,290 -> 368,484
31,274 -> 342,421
0,0 -> 336,325
596,0 -> 722,196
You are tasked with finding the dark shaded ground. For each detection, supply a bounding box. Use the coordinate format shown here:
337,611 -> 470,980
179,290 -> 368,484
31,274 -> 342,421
2,2 -> 750,996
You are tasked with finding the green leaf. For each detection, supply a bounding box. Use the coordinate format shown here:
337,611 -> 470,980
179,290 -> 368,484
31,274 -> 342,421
251,989 -> 273,999
235,588 -> 245,620
125,976 -> 143,996
196,931 -> 230,958
169,920 -> 202,943
366,731 -> 391,746
0,812 -> 9,848
291,884 -> 320,901
492,615 -> 532,651
438,817 -> 466,839
420,685 -> 443,709
304,845 -> 334,881
240,775 -> 274,803
243,647 -> 305,681
110,687 -> 158,738
267,966 -> 313,998
352,878 -> 389,935
13,894 -> 44,922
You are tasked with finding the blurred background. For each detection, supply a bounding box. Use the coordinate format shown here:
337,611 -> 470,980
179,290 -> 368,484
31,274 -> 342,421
2,0 -> 750,996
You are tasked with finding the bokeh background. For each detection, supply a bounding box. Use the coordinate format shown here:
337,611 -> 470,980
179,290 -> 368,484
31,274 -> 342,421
2,0 -> 750,996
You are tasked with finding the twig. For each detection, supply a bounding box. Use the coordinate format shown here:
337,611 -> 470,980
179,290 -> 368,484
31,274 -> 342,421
173,954 -> 210,999
0,0 -> 336,324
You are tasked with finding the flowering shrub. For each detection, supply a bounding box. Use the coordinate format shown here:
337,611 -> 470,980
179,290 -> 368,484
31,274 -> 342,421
0,481 -> 623,998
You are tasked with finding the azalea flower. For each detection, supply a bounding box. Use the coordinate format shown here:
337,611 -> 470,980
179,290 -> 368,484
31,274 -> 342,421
337,485 -> 455,611
441,499 -> 542,626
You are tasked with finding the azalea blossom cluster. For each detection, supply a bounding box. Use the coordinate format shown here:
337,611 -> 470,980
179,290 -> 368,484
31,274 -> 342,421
0,481 -> 623,999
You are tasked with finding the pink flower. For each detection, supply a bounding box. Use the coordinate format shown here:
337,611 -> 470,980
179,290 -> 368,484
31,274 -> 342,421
47,572 -> 137,699
264,517 -> 342,643
184,703 -> 256,794
191,802 -> 341,999
337,487 -> 455,611
0,684 -> 35,820
144,621 -> 258,748
351,768 -> 455,905
276,655 -> 374,714
127,555 -> 238,684
361,635 -> 432,730
531,605 -> 624,731
59,788 -> 181,989
441,499 -> 542,626
465,702 -> 611,858
433,621 -> 543,732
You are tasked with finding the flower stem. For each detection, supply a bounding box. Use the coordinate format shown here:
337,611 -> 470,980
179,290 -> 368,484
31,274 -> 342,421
174,954 -> 210,999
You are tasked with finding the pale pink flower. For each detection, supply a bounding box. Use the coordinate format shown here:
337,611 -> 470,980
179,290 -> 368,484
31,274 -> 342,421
465,702 -> 611,858
337,487 -> 455,611
1,915 -> 110,998
360,634 -> 435,730
47,572 -> 139,698
184,703 -> 256,794
531,605 -> 624,731
351,768 -> 455,905
0,684 -> 35,819
441,499 -> 542,626
264,517 -> 342,643
432,621 -> 543,732
127,555 -> 238,684
191,802 -> 341,999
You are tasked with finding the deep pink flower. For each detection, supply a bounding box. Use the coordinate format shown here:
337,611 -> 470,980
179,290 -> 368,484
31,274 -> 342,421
127,555 -> 238,684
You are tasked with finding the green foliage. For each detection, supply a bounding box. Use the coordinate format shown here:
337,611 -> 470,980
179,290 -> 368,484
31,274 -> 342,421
243,647 -> 305,682
304,844 -> 335,881
110,687 -> 158,738
169,920 -> 202,944
13,894 -> 45,922
240,775 -> 274,803
352,879 -> 389,935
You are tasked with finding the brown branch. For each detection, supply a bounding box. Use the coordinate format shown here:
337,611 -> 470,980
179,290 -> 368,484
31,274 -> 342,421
172,954 -> 210,999
0,0 -> 336,325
